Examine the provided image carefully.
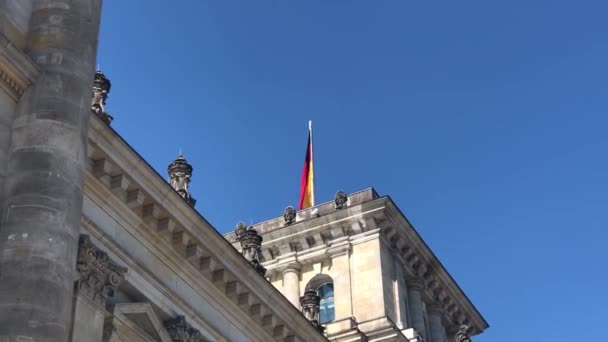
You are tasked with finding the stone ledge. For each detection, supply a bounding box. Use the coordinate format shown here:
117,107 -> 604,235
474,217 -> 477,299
224,188 -> 380,242
325,317 -> 358,336
357,316 -> 409,342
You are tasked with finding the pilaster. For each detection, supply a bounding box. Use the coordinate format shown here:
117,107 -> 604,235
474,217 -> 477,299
351,236 -> 385,323
72,235 -> 127,342
330,248 -> 353,320
394,260 -> 409,329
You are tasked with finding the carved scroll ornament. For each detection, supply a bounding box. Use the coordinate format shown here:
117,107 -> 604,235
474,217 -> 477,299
77,235 -> 127,306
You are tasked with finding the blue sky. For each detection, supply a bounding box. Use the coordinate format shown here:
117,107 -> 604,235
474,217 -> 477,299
98,1 -> 608,340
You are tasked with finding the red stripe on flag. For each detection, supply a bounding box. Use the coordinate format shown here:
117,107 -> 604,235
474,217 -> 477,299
298,134 -> 312,210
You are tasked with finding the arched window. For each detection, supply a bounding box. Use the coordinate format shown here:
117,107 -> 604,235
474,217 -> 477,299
305,274 -> 335,325
317,283 -> 335,324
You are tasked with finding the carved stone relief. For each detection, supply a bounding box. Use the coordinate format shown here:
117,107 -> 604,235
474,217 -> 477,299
454,325 -> 472,342
76,235 -> 127,306
283,206 -> 296,225
168,154 -> 196,207
92,70 -> 114,125
334,190 -> 348,209
164,315 -> 204,342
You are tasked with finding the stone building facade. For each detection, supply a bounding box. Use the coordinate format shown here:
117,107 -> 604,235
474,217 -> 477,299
0,1 -> 487,341
226,190 -> 488,342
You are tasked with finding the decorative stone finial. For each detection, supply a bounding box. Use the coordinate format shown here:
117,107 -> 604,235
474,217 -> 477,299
283,206 -> 296,225
335,190 -> 348,209
235,221 -> 247,238
77,235 -> 127,306
300,290 -> 323,332
164,316 -> 204,342
454,325 -> 472,342
92,70 -> 114,125
234,222 -> 266,276
168,154 -> 196,207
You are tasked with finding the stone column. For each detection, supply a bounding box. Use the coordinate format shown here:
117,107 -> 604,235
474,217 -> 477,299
71,236 -> 127,342
407,277 -> 427,339
428,304 -> 446,342
0,1 -> 103,341
282,265 -> 301,309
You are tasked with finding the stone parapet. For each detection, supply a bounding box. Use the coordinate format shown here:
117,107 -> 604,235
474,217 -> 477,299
224,188 -> 380,242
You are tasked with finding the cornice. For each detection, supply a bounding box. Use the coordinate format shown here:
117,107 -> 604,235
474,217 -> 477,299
85,114 -> 327,341
0,32 -> 39,101
382,198 -> 489,335
257,205 -> 385,268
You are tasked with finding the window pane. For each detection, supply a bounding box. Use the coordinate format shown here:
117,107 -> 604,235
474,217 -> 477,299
318,283 -> 335,324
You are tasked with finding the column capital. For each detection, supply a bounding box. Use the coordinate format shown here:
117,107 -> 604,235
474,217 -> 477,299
76,235 -> 127,306
278,262 -> 302,275
406,276 -> 425,291
427,303 -> 444,315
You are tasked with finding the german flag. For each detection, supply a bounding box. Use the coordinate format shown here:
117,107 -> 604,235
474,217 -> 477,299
299,121 -> 315,210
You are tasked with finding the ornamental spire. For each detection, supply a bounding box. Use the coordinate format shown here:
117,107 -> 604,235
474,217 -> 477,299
300,290 -> 323,332
234,222 -> 266,276
168,153 -> 196,207
91,69 -> 113,125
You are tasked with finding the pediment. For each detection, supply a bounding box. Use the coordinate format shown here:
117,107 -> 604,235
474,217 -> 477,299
113,302 -> 172,342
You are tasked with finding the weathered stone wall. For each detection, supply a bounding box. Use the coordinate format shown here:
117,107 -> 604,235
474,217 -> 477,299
0,90 -> 16,209
0,0 -> 33,48
0,1 -> 103,340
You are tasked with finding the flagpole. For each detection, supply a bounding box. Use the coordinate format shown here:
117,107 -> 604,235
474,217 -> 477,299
309,120 -> 315,206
